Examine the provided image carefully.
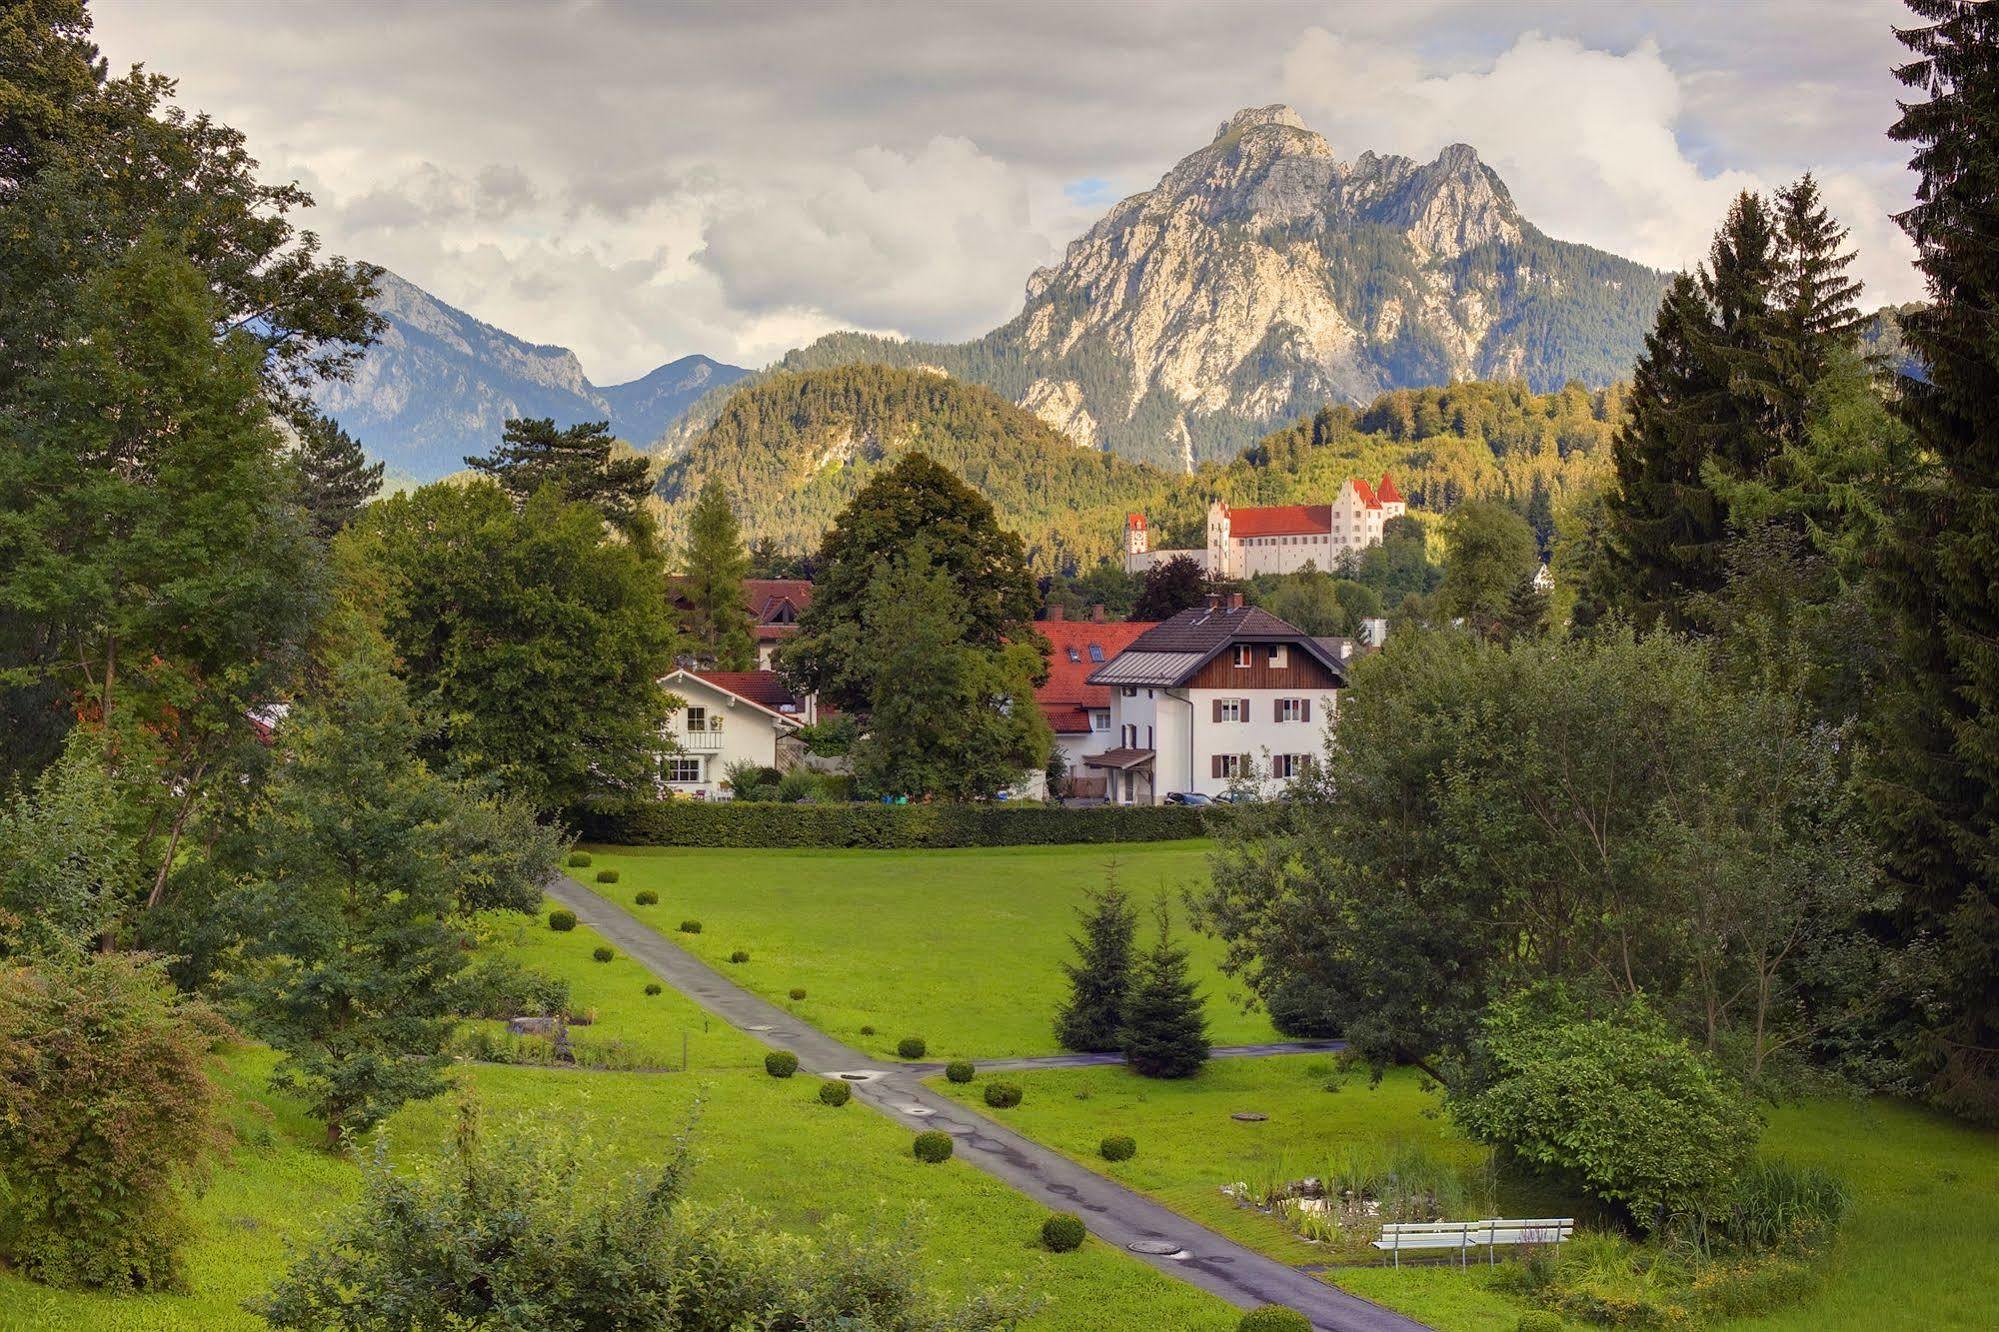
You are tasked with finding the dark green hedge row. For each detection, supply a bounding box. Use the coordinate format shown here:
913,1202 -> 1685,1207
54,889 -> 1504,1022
578,801 -> 1217,848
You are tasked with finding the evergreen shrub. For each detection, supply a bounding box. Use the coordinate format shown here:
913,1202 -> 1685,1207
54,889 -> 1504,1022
634,890 -> 657,905
983,1081 -> 1022,1109
945,1060 -> 975,1084
1100,1134 -> 1136,1162
1040,1213 -> 1086,1252
548,910 -> 577,932
819,1080 -> 852,1107
912,1130 -> 953,1163
591,947 -> 613,963
764,1051 -> 798,1078
595,869 -> 619,884
897,1037 -> 927,1059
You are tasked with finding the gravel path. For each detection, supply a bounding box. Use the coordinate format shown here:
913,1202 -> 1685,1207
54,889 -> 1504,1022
545,876 -> 1427,1332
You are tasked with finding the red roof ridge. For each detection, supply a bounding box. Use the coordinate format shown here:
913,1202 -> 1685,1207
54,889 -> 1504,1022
1376,473 -> 1404,504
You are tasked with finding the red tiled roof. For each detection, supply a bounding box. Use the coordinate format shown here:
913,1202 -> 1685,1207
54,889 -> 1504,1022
1375,473 -> 1404,505
691,670 -> 802,712
1352,478 -> 1380,508
666,578 -> 814,627
1226,504 -> 1333,537
1036,620 -> 1156,731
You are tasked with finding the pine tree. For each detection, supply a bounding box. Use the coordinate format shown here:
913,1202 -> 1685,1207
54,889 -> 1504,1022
1120,899 -> 1210,1078
293,411 -> 383,541
681,480 -> 756,669
465,418 -> 653,539
1867,0 -> 1999,1121
1053,871 -> 1138,1053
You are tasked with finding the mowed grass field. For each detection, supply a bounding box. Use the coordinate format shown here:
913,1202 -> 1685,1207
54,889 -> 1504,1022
572,840 -> 1281,1060
931,1057 -> 1999,1331
0,907 -> 1238,1332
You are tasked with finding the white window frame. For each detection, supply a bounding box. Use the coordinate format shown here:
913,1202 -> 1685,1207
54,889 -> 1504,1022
684,706 -> 707,733
1278,697 -> 1306,722
1219,698 -> 1244,723
1267,644 -> 1288,667
1091,710 -> 1111,731
665,756 -> 703,783
1218,753 -> 1242,778
1232,645 -> 1252,668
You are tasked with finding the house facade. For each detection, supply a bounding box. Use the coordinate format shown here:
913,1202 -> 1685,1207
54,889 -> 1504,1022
1030,611 -> 1158,800
657,669 -> 812,798
1123,475 -> 1406,578
1083,599 -> 1346,804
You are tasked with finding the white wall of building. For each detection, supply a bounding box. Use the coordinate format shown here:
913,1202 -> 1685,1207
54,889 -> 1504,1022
1103,681 -> 1338,802
659,675 -> 795,799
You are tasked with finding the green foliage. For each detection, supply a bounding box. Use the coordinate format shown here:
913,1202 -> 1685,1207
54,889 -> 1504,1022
1120,900 -> 1210,1079
1131,555 -> 1214,621
254,1103 -> 1024,1331
643,983 -> 662,996
548,910 -> 577,932
446,954 -> 569,1020
764,1050 -> 799,1078
591,947 -> 614,963
348,479 -> 680,815
634,889 -> 657,906
1237,1306 -> 1312,1332
595,868 -> 619,884
818,1079 -> 852,1107
729,949 -> 750,964
983,1081 -> 1023,1109
912,1130 -> 954,1163
0,725 -> 144,955
1054,875 -> 1138,1053
678,479 -> 757,669
946,1060 -> 976,1084
292,411 -> 383,543
1040,1212 -> 1086,1253
581,800 -> 1213,847
1099,1134 -> 1136,1162
1449,990 -> 1760,1227
464,417 -> 655,543
1670,1158 -> 1849,1258
0,952 -> 221,1292
773,766 -> 821,803
898,1037 -> 928,1060
1516,1313 -> 1563,1332
679,919 -> 702,934
724,759 -> 783,799
1438,500 -> 1539,638
788,987 -> 807,1001
568,851 -> 593,867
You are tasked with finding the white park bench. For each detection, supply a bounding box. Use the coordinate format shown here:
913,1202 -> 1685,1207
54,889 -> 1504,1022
1373,1217 -> 1574,1268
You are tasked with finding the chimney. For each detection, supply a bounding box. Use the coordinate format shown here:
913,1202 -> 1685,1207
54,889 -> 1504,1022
1046,604 -> 1065,621
1204,592 -> 1223,610
1090,603 -> 1106,623
1226,592 -> 1244,610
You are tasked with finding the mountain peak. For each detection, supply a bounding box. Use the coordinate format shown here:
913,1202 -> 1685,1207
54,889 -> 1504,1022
1434,142 -> 1483,171
1214,104 -> 1308,141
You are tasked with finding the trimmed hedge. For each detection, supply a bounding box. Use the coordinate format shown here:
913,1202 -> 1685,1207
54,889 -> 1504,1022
679,920 -> 701,934
729,950 -> 750,964
643,983 -> 662,996
1517,1315 -> 1563,1332
595,868 -> 620,884
912,1130 -> 953,1163
765,1051 -> 799,1078
579,801 -> 1217,848
547,909 -> 577,932
819,1079 -> 852,1107
1041,1212 -> 1086,1253
591,946 -> 614,963
1100,1134 -> 1136,1162
983,1081 -> 1022,1109
567,851 -> 593,867
634,890 -> 657,906
1238,1308 -> 1312,1332
945,1060 -> 975,1084
896,1037 -> 927,1060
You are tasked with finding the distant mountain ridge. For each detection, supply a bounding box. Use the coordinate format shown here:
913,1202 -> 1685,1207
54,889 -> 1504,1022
664,105 -> 1670,469
308,272 -> 746,481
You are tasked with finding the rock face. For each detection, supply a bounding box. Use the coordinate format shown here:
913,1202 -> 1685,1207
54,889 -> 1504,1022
309,271 -> 746,482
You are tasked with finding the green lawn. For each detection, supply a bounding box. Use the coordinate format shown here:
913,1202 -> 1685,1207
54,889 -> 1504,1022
931,1057 -> 1999,1331
570,841 -> 1280,1060
0,911 -> 1239,1332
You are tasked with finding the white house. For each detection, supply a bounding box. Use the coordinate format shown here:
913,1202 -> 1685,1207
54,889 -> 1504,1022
1082,598 -> 1347,804
1123,474 -> 1407,578
1030,612 -> 1159,800
657,669 -> 812,799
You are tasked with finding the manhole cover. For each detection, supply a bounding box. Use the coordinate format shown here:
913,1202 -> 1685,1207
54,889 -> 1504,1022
1231,1112 -> 1268,1122
898,1104 -> 936,1117
1127,1240 -> 1189,1258
744,1024 -> 775,1033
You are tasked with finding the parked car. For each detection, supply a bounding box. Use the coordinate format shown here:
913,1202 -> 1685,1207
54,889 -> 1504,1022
1164,791 -> 1213,806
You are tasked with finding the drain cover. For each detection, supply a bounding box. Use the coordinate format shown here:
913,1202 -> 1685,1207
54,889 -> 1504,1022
1230,1112 -> 1268,1122
1127,1239 -> 1189,1258
898,1104 -> 936,1117
744,1024 -> 775,1033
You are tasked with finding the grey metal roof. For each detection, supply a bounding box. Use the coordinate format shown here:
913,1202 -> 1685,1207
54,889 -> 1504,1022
1087,650 -> 1208,687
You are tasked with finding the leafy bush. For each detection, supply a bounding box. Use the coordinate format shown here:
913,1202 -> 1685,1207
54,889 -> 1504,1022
897,1037 -> 927,1059
635,889 -> 658,906
595,868 -> 620,884
859,1024 -> 876,1036
679,920 -> 701,934
724,760 -> 783,801
1238,1307 -> 1311,1332
567,851 -> 593,867
819,1080 -> 852,1107
547,909 -> 577,932
945,1060 -> 975,1084
644,983 -> 662,996
591,947 -> 614,963
912,1130 -> 954,1163
447,954 -> 570,1019
0,954 -> 222,1292
1100,1134 -> 1136,1162
764,1051 -> 799,1078
1040,1212 -> 1086,1252
775,767 -> 821,803
729,950 -> 750,964
1674,1159 -> 1849,1256
789,987 -> 807,1001
1449,990 -> 1759,1227
983,1081 -> 1022,1108
579,802 -> 1219,848
1517,1315 -> 1563,1332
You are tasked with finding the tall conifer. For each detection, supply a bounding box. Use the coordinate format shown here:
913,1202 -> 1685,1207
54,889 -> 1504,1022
1053,869 -> 1138,1053
681,481 -> 756,670
1120,899 -> 1210,1078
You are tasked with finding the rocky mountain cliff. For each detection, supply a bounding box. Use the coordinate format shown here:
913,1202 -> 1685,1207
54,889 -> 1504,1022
308,272 -> 745,482
665,106 -> 1667,469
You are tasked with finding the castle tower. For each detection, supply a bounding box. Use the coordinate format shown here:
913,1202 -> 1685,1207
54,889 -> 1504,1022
1125,512 -> 1149,558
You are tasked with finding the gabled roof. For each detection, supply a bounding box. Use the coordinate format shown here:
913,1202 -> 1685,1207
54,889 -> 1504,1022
1227,504 -> 1332,537
1086,604 -> 1349,688
1352,478 -> 1381,508
742,579 -> 813,624
1036,620 -> 1157,732
662,669 -> 806,725
1375,473 -> 1404,504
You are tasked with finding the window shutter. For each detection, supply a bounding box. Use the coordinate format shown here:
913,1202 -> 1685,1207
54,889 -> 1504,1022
1274,698 -> 1283,722
1211,754 -> 1223,779
1240,697 -> 1251,719
1302,699 -> 1312,723
1211,699 -> 1223,722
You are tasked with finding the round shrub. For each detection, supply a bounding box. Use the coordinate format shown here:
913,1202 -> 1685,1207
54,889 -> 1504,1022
896,1037 -> 927,1060
788,987 -> 807,1001
595,868 -> 620,884
818,1080 -> 852,1107
945,1060 -> 975,1084
912,1130 -> 953,1163
1040,1212 -> 1086,1253
567,851 -> 592,867
591,946 -> 614,963
764,1051 -> 799,1079
983,1081 -> 1022,1109
859,1024 -> 875,1036
679,920 -> 701,934
1517,1315 -> 1564,1332
1238,1307 -> 1312,1332
547,909 -> 577,932
1100,1134 -> 1136,1162
729,950 -> 750,964
634,889 -> 658,906
643,983 -> 662,996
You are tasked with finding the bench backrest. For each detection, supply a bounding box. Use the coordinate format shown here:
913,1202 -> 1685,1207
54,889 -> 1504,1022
1379,1218 -> 1574,1243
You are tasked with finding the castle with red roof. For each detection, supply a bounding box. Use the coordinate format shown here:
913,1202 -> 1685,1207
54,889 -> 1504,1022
1123,475 -> 1406,578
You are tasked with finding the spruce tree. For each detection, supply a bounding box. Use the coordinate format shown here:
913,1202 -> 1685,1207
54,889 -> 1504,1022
293,411 -> 383,541
681,480 -> 756,669
466,418 -> 653,539
1869,0 -> 1999,1121
1053,871 -> 1138,1053
1120,899 -> 1210,1078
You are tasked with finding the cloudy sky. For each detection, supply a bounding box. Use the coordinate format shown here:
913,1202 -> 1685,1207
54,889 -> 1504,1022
93,0 -> 1919,384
